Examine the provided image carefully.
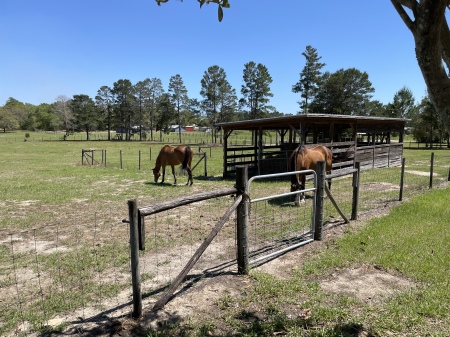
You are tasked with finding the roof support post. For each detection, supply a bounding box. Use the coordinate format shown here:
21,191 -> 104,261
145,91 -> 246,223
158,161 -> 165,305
257,127 -> 263,175
312,125 -> 318,144
329,123 -> 335,145
300,122 -> 306,145
223,130 -> 232,178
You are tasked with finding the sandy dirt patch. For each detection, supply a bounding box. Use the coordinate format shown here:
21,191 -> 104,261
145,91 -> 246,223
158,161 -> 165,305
320,265 -> 415,304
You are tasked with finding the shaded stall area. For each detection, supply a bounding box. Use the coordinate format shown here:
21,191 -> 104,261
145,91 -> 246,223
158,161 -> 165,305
216,114 -> 408,177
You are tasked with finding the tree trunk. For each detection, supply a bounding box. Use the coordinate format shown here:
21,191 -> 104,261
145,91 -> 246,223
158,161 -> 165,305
392,0 -> 450,135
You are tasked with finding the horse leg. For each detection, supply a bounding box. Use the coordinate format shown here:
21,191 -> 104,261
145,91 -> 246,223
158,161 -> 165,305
186,167 -> 193,186
171,165 -> 177,185
300,174 -> 306,202
161,166 -> 166,184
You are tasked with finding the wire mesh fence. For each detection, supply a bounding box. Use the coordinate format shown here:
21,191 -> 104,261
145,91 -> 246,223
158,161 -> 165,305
322,151 -> 450,224
137,194 -> 238,308
0,211 -> 131,335
247,177 -> 316,266
0,195 -> 239,336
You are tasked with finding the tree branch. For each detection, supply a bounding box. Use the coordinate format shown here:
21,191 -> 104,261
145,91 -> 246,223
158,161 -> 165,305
440,15 -> 450,72
391,0 -> 416,32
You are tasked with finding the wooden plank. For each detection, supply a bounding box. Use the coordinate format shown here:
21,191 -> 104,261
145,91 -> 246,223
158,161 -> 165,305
327,168 -> 357,179
332,159 -> 354,169
226,153 -> 256,159
226,146 -> 255,151
139,188 -> 237,216
226,160 -> 255,167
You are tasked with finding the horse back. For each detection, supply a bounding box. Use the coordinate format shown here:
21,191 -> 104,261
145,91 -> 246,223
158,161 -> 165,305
310,145 -> 332,171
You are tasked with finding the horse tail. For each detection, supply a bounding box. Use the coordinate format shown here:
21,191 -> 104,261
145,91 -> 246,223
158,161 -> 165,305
289,146 -> 301,189
326,147 -> 333,173
182,146 -> 192,170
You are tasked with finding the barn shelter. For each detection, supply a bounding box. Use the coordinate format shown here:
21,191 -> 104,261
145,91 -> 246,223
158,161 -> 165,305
215,114 -> 409,178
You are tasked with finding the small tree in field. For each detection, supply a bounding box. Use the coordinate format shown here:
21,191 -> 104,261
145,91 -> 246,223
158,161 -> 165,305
70,94 -> 99,141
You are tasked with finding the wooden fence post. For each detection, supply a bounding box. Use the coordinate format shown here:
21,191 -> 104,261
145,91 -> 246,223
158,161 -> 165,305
429,152 -> 434,189
139,150 -> 141,171
236,165 -> 249,275
399,158 -> 406,201
351,162 -> 361,220
314,161 -> 325,241
128,199 -> 142,318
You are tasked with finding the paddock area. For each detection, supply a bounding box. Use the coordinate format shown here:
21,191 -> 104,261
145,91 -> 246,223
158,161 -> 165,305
216,114 -> 408,177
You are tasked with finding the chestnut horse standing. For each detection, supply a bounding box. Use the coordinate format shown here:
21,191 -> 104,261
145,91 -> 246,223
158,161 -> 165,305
152,145 -> 194,186
289,145 -> 333,200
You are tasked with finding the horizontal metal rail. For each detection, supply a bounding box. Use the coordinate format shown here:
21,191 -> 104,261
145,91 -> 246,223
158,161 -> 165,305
249,238 -> 314,265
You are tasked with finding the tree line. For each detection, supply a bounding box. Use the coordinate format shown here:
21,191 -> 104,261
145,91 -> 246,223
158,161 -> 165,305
0,49 -> 446,145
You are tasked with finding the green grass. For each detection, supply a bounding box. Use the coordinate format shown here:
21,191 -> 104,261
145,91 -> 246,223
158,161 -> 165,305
144,188 -> 449,337
1,130 -> 449,336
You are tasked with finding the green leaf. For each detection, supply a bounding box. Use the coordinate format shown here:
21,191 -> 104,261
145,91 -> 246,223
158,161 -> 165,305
222,0 -> 230,8
199,0 -> 205,8
218,5 -> 223,22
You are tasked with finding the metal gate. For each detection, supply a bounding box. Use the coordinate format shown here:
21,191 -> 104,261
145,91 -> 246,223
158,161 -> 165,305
246,170 -> 318,265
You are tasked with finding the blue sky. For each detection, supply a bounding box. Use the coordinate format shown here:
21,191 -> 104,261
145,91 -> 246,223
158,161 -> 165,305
1,0 -> 428,114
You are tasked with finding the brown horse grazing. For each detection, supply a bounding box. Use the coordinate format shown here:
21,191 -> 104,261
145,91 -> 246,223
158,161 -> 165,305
289,145 -> 333,201
152,145 -> 194,186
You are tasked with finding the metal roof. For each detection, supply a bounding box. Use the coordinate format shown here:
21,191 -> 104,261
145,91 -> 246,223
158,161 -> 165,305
215,114 -> 408,131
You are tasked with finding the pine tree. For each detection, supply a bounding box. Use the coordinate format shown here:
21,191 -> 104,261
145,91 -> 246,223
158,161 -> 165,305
200,65 -> 237,143
168,74 -> 189,143
292,45 -> 325,114
240,61 -> 273,120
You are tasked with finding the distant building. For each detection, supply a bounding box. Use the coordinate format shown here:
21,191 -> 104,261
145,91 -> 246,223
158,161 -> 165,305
170,125 -> 186,132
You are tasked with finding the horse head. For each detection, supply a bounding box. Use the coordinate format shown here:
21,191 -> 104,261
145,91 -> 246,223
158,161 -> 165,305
152,168 -> 161,183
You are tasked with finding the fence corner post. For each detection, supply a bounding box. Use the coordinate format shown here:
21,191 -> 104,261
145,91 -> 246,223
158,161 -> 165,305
128,199 -> 142,318
314,161 -> 325,241
351,162 -> 361,220
235,165 -> 249,275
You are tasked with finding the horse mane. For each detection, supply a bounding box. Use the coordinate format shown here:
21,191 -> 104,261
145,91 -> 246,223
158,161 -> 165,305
153,148 -> 164,170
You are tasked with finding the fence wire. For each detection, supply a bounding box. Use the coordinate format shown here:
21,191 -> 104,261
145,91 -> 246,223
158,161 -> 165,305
0,211 -> 130,336
323,152 -> 450,224
247,181 -> 315,265
138,195 -> 237,308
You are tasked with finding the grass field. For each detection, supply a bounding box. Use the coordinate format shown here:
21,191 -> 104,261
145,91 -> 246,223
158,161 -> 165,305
1,130 -> 449,336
